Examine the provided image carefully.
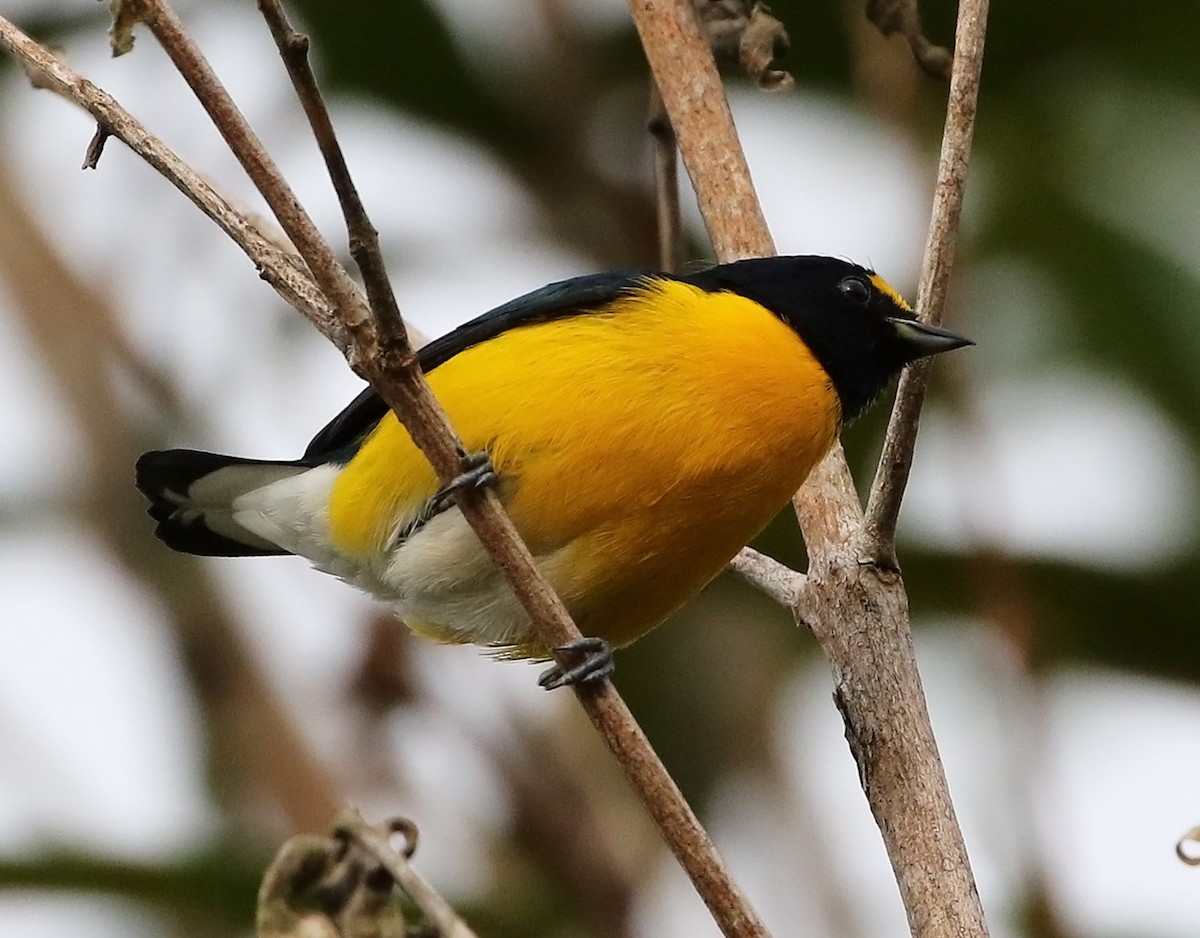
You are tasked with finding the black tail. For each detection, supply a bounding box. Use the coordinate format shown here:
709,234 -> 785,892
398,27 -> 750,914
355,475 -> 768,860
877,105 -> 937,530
135,449 -> 308,557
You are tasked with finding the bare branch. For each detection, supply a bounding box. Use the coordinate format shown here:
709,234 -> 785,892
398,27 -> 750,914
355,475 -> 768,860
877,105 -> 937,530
248,7 -> 772,935
860,0 -> 988,568
127,0 -> 374,351
728,548 -> 806,608
0,15 -> 352,353
256,0 -> 410,359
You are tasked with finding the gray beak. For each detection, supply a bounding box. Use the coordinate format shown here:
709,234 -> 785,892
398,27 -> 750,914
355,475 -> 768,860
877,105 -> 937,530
886,316 -> 974,360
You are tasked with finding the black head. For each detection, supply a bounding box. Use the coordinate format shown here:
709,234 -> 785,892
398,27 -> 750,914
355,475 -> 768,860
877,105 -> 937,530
681,255 -> 972,421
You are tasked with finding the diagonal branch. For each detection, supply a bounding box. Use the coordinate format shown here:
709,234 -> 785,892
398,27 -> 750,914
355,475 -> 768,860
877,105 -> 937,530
247,6 -> 767,936
126,0 -> 373,349
0,17 -> 351,355
860,0 -> 989,567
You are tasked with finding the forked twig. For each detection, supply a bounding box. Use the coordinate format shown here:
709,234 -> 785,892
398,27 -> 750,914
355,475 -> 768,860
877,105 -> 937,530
0,18 -> 350,352
633,1 -> 991,936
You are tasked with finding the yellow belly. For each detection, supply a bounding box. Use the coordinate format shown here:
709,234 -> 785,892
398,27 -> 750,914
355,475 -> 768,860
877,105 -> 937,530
328,280 -> 841,653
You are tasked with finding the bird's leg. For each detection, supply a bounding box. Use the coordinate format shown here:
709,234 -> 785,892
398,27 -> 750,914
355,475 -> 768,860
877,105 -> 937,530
431,450 -> 497,512
537,636 -> 614,691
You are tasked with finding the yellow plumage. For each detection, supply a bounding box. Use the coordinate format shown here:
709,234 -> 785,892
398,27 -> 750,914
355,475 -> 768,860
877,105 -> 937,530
328,281 -> 840,652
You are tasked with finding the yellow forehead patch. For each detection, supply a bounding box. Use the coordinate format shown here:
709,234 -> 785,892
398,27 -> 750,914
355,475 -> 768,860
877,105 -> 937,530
869,273 -> 911,311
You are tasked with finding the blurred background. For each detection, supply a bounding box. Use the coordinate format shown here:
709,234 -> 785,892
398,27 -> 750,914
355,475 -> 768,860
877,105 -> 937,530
1,0 -> 1199,935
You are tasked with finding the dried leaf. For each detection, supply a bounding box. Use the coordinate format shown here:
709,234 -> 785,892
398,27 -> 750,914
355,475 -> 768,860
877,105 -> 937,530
257,835 -> 344,937
865,0 -> 953,81
108,0 -> 141,57
739,3 -> 793,91
694,0 -> 793,91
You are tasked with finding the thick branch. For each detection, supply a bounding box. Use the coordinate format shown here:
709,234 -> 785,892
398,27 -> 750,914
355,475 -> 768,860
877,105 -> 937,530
861,0 -> 988,566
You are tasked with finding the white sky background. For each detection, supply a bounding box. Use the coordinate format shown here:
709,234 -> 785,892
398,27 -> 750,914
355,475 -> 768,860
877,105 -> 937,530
2,0 -> 1200,935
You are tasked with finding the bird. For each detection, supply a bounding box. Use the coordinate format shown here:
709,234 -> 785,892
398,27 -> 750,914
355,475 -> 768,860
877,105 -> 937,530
136,255 -> 971,687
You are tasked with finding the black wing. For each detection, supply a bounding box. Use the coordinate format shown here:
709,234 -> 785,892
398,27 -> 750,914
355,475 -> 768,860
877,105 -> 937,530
301,269 -> 655,461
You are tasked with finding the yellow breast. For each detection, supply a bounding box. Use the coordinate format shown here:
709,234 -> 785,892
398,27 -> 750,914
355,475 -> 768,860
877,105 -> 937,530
328,280 -> 841,650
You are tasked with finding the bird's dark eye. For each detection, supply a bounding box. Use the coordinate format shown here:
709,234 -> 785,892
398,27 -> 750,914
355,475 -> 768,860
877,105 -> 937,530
838,276 -> 872,306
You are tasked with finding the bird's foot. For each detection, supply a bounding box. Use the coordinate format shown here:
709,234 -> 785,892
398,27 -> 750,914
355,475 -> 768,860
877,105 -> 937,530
431,450 -> 497,511
537,636 -> 614,691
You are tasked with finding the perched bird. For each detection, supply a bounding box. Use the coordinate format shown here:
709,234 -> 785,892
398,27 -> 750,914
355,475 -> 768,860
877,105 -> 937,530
137,256 -> 970,686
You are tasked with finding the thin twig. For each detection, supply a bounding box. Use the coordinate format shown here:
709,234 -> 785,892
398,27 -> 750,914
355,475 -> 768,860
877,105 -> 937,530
648,81 -> 681,272
81,121 -> 111,169
728,548 -> 806,608
338,810 -> 480,938
257,0 -> 410,361
860,0 -> 988,568
627,0 -> 773,263
0,15 -> 350,354
127,0 -> 374,346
